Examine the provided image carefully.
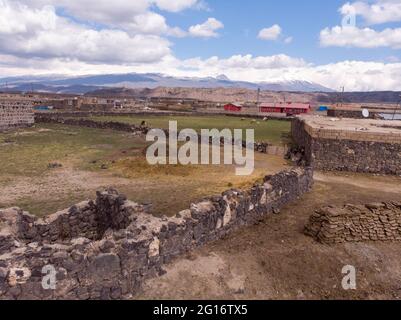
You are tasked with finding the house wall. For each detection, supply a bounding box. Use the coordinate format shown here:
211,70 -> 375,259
291,117 -> 401,175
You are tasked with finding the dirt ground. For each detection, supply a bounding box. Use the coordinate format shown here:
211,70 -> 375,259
137,171 -> 401,300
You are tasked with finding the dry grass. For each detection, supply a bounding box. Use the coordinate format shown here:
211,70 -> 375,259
112,156 -> 198,178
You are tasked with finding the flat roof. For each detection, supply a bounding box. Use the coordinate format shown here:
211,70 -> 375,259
298,115 -> 401,143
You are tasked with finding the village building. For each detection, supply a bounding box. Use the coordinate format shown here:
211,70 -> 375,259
260,102 -> 310,115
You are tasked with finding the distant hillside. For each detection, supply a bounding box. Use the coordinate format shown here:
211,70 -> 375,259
0,72 -> 333,94
1,72 -> 400,104
317,92 -> 401,104
87,87 -> 401,105
86,87 -> 320,104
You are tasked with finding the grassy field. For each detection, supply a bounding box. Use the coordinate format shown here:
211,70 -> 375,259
0,124 -> 148,178
89,115 -> 291,145
0,123 -> 289,217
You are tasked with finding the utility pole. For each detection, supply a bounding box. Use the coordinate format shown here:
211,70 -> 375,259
392,95 -> 401,120
340,86 -> 345,109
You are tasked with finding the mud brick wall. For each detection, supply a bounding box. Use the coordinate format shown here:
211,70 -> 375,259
0,167 -> 313,300
305,202 -> 401,244
291,117 -> 401,175
0,105 -> 34,131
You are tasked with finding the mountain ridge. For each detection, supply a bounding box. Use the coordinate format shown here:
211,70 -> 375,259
0,72 -> 334,94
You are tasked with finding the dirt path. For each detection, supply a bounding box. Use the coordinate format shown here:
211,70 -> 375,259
137,171 -> 401,300
314,171 -> 401,193
0,167 -> 134,204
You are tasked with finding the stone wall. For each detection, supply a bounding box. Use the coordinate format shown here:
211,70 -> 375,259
0,167 -> 313,300
291,117 -> 401,175
35,114 -> 151,135
35,111 -> 293,121
305,202 -> 401,244
327,109 -> 381,119
0,105 -> 34,131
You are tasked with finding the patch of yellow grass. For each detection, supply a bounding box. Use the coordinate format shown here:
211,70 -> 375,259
112,156 -> 199,178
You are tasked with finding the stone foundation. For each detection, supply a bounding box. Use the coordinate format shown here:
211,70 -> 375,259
0,167 -> 313,300
305,201 -> 401,244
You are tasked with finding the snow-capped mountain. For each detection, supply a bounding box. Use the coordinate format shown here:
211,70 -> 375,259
0,73 -> 334,94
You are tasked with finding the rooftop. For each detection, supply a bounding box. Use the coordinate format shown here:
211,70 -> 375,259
298,115 -> 401,143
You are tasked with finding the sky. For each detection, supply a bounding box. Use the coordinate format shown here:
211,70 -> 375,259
0,0 -> 401,91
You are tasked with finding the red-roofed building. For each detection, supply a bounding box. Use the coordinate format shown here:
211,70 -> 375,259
260,103 -> 281,113
260,102 -> 310,115
224,103 -> 242,112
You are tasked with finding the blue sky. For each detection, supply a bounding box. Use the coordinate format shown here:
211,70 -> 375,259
165,0 -> 400,64
1,0 -> 401,91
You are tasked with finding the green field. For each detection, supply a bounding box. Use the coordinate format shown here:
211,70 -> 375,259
0,123 -> 289,217
89,115 -> 291,145
0,124 -> 148,178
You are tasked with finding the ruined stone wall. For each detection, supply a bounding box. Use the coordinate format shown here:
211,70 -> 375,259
305,202 -> 401,244
17,191 -> 135,244
35,115 -> 151,135
0,167 -> 313,300
291,117 -> 401,175
0,105 -> 34,131
35,111 -> 293,121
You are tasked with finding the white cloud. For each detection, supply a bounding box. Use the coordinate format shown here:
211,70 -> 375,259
1,0 -> 401,91
340,0 -> 401,25
154,0 -> 199,12
303,60 -> 401,92
284,37 -> 293,44
188,18 -> 224,38
320,26 -> 401,48
14,0 -> 200,36
258,25 -> 282,41
0,0 -> 171,63
321,1 -> 401,49
120,11 -> 186,37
